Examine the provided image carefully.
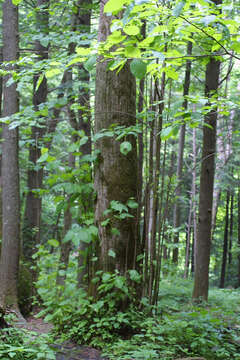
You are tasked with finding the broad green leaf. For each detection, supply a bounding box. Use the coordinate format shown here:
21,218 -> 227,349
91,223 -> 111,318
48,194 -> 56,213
84,55 -> 96,72
37,151 -> 49,163
110,200 -> 128,213
127,198 -> 138,209
130,59 -> 147,79
231,41 -> 240,53
120,141 -> 132,155
129,269 -> 141,282
202,15 -> 216,26
161,126 -> 176,140
104,0 -> 127,13
124,25 -> 140,36
12,0 -> 22,5
102,272 -> 111,282
101,218 -> 110,226
45,68 -> 61,79
76,47 -> 91,56
164,67 -> 179,80
125,46 -> 141,58
108,249 -> 116,258
48,239 -> 59,247
108,30 -> 126,44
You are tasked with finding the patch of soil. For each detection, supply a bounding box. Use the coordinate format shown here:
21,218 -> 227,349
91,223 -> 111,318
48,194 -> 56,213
20,314 -> 109,360
24,314 -> 53,334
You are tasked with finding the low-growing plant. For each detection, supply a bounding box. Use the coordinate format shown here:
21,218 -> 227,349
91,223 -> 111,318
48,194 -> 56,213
0,326 -> 56,360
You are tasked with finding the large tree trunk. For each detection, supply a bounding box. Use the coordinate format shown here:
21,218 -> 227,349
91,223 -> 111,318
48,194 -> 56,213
192,55 -> 220,301
94,0 -> 138,276
0,0 -> 21,314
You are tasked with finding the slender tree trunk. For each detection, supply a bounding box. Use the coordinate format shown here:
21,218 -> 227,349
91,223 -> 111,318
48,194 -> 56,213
192,54 -> 221,301
184,189 -> 193,279
228,190 -> 234,265
191,127 -> 197,275
238,183 -> 240,288
0,0 -> 21,315
94,0 -> 138,282
219,190 -> 230,288
172,41 -> 192,264
23,0 -> 49,262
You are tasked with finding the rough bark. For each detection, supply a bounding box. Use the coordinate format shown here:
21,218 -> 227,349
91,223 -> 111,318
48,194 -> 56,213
0,0 -> 21,313
192,55 -> 220,301
94,0 -> 138,275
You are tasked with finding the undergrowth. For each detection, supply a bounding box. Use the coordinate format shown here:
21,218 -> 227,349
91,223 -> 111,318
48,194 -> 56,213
4,246 -> 238,360
0,325 -> 55,360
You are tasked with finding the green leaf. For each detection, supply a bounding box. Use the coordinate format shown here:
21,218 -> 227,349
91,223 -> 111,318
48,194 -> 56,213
231,41 -> 240,53
101,218 -> 110,227
45,68 -> 61,79
172,1 -> 185,17
130,59 -> 147,79
129,269 -> 141,282
102,272 -> 111,282
202,15 -> 216,26
161,126 -> 176,140
37,151 -> 49,163
84,55 -> 97,72
125,46 -> 141,58
12,0 -> 22,4
120,141 -> 132,155
127,198 -> 138,209
108,249 -> 116,258
48,239 -> 59,247
110,200 -> 128,213
124,25 -> 140,36
104,0 -> 127,13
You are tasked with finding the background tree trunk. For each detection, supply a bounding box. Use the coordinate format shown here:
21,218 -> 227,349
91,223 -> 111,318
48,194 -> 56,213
23,0 -> 49,262
0,0 -> 21,315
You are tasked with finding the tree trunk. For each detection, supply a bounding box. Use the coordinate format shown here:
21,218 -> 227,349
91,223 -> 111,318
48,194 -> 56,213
23,0 -> 49,262
228,190 -> 234,265
0,0 -> 21,314
94,0 -> 138,278
219,190 -> 230,288
172,41 -> 192,264
192,54 -> 220,301
238,184 -> 240,288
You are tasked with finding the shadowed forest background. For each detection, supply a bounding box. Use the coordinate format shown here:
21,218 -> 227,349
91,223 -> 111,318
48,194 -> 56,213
0,0 -> 240,359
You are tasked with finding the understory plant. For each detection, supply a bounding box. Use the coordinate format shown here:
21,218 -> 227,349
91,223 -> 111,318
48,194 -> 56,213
34,245 -> 240,359
0,325 -> 56,360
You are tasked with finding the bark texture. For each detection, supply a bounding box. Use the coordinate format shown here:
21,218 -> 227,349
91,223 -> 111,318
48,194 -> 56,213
192,56 -> 220,301
0,0 -> 20,311
94,0 -> 138,274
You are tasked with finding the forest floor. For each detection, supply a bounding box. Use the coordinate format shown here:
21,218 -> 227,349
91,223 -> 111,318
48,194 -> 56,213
18,312 -> 109,360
